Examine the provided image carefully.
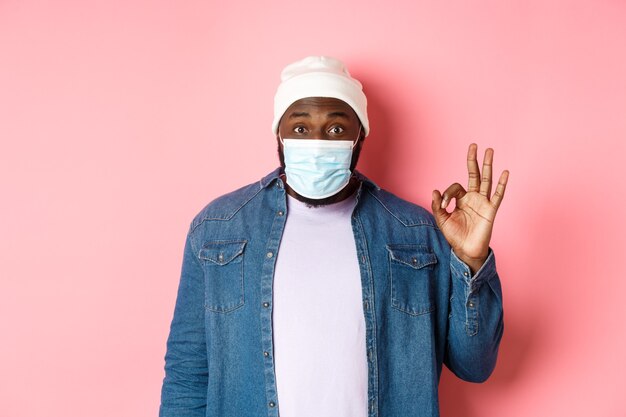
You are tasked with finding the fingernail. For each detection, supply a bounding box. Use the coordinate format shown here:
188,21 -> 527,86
441,198 -> 447,209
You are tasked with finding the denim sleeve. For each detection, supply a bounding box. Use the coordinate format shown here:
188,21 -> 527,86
159,229 -> 208,416
444,248 -> 504,383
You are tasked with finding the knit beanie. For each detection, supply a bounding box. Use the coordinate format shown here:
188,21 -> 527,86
272,56 -> 369,136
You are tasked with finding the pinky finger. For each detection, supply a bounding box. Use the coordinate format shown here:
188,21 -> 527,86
491,170 -> 510,210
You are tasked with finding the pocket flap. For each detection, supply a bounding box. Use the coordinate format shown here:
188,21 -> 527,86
199,240 -> 247,265
386,244 -> 438,269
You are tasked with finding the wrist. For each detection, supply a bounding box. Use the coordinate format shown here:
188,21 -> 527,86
453,249 -> 488,275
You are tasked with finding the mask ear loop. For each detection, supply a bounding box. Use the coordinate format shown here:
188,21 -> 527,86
351,125 -> 362,150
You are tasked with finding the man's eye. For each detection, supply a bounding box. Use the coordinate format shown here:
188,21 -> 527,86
329,126 -> 345,134
293,126 -> 307,134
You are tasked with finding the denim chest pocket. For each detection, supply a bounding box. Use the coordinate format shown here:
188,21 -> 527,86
386,244 -> 438,316
198,240 -> 247,313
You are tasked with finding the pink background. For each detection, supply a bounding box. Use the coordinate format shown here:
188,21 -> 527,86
1,0 -> 625,416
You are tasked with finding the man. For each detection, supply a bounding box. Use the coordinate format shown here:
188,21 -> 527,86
159,56 -> 509,417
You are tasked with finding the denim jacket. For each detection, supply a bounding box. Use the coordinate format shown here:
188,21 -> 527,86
159,168 -> 504,417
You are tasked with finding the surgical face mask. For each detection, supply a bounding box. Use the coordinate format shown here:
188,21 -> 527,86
280,127 -> 360,200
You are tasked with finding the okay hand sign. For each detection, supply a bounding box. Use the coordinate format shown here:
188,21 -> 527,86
431,144 -> 509,274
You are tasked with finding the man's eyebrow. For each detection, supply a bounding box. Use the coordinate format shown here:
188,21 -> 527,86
288,112 -> 310,119
287,111 -> 351,119
327,111 -> 350,120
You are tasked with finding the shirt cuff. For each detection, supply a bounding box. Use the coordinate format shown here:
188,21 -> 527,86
450,248 -> 496,292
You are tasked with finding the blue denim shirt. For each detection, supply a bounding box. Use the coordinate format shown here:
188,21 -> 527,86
159,168 -> 504,417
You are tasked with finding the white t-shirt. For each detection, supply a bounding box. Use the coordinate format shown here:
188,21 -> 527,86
273,192 -> 368,417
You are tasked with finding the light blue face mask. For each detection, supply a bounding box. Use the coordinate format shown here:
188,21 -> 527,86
280,128 -> 360,200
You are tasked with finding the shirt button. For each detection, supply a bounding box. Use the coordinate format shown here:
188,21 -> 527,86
469,302 -> 475,308
263,302 -> 270,308
263,351 -> 269,357
266,251 -> 273,258
277,210 -> 284,216
269,401 -> 276,407
412,257 -> 418,265
463,271 -> 469,277
218,254 -> 224,262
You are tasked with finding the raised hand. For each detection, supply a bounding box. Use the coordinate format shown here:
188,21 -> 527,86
431,143 -> 509,274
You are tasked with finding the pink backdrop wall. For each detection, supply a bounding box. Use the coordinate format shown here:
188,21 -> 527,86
1,1 -> 625,416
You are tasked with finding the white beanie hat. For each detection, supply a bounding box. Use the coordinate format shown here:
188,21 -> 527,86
272,56 -> 369,136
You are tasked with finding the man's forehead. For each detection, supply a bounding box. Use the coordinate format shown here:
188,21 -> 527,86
284,97 -> 357,117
